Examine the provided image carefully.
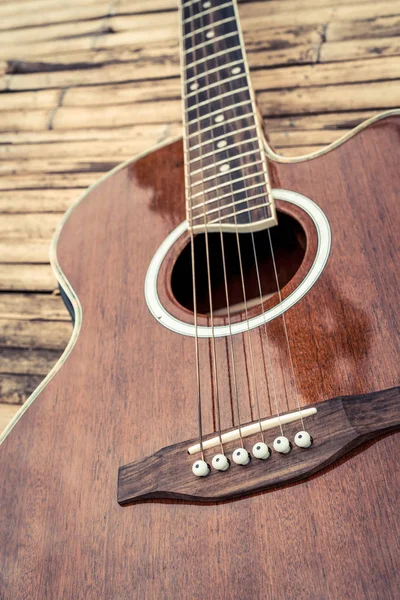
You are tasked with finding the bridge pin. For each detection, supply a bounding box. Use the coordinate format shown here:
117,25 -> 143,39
212,454 -> 230,471
252,442 -> 270,460
192,459 -> 210,477
294,431 -> 312,448
273,436 -> 291,454
232,448 -> 250,465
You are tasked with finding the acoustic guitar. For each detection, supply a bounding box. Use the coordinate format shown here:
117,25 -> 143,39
1,1 -> 399,598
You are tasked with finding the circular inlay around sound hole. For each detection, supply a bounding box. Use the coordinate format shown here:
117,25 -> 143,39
144,189 -> 331,338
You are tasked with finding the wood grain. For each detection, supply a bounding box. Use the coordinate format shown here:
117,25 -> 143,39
1,118 -> 399,598
0,0 -> 399,435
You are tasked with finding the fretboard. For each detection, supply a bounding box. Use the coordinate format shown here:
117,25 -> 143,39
180,0 -> 276,233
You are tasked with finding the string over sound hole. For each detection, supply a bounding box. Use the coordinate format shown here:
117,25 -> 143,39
172,212 -> 306,316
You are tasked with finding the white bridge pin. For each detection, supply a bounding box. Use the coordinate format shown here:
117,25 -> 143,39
192,459 -> 210,477
212,454 -> 230,471
252,442 -> 270,460
232,448 -> 250,465
294,431 -> 312,448
273,436 -> 291,454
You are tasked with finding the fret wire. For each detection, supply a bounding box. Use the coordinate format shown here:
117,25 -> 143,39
190,181 -> 265,210
190,159 -> 264,188
188,124 -> 256,150
186,72 -> 245,98
183,16 -> 235,38
183,1 -> 232,23
186,58 -> 243,83
187,100 -> 253,127
186,45 -> 242,68
189,136 -> 259,162
185,30 -> 238,55
191,192 -> 270,221
190,148 -> 260,176
208,201 -> 271,224
186,86 -> 250,112
190,169 -> 269,199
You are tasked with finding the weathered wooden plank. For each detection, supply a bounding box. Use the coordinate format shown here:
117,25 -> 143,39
0,190 -> 80,213
53,102 -> 182,130
0,403 -> 20,431
0,264 -> 57,292
0,89 -> 59,110
0,293 -> 69,321
0,347 -> 63,376
0,240 -> 53,263
321,36 -> 400,62
0,123 -> 174,143
0,318 -> 71,350
327,15 -> 400,42
258,80 -> 400,115
0,1 -> 111,32
0,109 -> 50,131
0,173 -> 100,190
0,139 -> 156,160
0,213 -> 64,239
0,158 -> 119,175
0,374 -> 45,405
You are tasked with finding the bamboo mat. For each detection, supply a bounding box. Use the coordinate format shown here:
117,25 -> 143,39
1,0 -> 400,432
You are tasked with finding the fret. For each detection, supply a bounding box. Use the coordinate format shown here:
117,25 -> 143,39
185,31 -> 239,57
190,170 -> 268,199
186,86 -> 250,112
186,73 -> 246,99
183,2 -> 232,23
187,107 -> 253,137
189,137 -> 259,163
186,59 -> 243,83
190,149 -> 261,176
188,125 -> 257,152
191,192 -> 268,221
190,159 -> 264,188
183,17 -> 235,39
190,182 -> 265,210
186,45 -> 242,69
208,201 -> 271,224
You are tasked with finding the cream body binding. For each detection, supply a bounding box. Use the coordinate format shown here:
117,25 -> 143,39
1,108 -> 399,444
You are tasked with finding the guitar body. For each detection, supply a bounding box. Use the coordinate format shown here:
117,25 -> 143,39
1,117 -> 399,599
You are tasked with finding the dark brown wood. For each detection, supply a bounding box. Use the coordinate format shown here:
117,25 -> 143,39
118,387 -> 400,503
1,117 -> 400,599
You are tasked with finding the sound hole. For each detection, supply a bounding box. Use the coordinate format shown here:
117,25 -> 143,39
171,211 -> 306,315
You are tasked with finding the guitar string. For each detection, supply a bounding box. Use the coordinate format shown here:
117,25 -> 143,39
226,0 -> 304,434
200,0 -> 265,443
267,228 -> 305,429
180,0 -> 205,460
228,0 -> 285,436
194,0 -> 246,447
186,0 -> 225,455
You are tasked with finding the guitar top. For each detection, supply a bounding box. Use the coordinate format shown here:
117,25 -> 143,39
1,1 -> 399,598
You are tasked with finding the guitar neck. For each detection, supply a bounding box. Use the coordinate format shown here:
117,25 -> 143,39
179,0 -> 277,233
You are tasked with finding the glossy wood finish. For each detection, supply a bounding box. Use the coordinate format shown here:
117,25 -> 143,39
1,117 -> 400,599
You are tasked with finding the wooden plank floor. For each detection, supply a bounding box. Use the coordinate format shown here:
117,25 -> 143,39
1,0 -> 400,432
